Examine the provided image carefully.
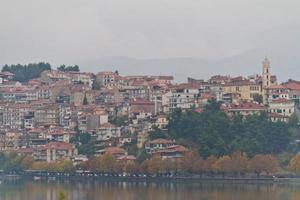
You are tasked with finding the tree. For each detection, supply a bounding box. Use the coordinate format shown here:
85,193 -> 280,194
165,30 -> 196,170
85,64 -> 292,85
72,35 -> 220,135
21,156 -> 34,169
1,62 -> 51,82
144,156 -> 165,175
180,150 -> 199,173
57,65 -> 80,72
123,139 -> 138,156
56,160 -> 75,173
0,152 -> 27,172
169,101 -> 292,158
212,156 -> 232,177
123,161 -> 137,174
113,115 -> 128,127
137,149 -> 150,164
204,156 -> 217,175
149,126 -> 168,140
253,94 -> 263,104
231,151 -> 248,176
83,94 -> 88,105
289,152 -> 300,173
59,192 -> 67,200
99,154 -> 118,173
248,154 -> 279,177
192,157 -> 206,176
71,132 -> 96,157
31,162 -> 49,170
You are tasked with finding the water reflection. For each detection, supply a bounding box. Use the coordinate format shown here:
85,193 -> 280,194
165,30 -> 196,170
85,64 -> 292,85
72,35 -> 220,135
0,179 -> 299,200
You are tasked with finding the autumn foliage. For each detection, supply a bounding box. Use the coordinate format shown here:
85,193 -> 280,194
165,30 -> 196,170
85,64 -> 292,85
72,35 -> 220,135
289,152 -> 300,174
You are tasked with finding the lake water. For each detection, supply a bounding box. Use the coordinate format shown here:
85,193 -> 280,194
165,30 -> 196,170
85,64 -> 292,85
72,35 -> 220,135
0,179 -> 299,200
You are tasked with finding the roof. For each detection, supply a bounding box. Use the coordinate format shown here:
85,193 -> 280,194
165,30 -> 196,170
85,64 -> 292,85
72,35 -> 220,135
155,145 -> 189,154
268,84 -> 286,89
228,102 -> 266,111
268,113 -> 290,118
193,107 -> 204,113
271,98 -> 294,104
100,123 -> 116,128
117,155 -> 136,161
172,83 -> 199,90
103,147 -> 126,155
16,147 -> 34,154
224,80 -> 258,86
148,138 -> 175,145
284,82 -> 300,90
130,99 -> 154,105
0,71 -> 14,76
45,141 -> 73,150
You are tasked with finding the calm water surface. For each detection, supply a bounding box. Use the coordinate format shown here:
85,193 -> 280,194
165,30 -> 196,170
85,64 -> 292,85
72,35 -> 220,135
0,179 -> 299,200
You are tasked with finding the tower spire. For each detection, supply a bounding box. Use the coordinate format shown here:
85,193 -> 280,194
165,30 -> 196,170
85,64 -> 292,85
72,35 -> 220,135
262,57 -> 271,104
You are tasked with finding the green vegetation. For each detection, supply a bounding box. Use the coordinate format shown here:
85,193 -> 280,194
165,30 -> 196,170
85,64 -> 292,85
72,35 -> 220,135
253,94 -> 263,104
79,151 -> 281,177
112,116 -> 128,127
1,62 -> 51,82
169,100 -> 296,158
71,132 -> 95,157
123,139 -> 138,156
57,64 -> 80,72
31,160 -> 75,173
149,126 -> 169,140
0,152 -> 34,172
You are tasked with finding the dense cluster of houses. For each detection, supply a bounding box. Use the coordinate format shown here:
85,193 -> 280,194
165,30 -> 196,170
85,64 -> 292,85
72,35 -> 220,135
0,58 -> 299,164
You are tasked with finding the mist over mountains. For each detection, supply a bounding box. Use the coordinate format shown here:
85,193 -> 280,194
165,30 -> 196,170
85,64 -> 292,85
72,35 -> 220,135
82,49 -> 299,83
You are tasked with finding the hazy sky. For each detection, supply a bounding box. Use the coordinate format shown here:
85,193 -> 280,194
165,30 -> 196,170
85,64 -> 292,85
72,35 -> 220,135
0,0 -> 299,78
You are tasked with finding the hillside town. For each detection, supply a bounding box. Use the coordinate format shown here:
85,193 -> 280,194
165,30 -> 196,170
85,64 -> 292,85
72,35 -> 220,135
0,57 -> 299,170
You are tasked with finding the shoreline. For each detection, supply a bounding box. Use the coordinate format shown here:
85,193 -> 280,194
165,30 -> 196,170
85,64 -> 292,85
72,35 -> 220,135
0,173 -> 283,184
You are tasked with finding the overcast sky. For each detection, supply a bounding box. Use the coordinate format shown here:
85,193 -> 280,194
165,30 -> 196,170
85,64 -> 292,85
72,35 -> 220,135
0,0 -> 299,79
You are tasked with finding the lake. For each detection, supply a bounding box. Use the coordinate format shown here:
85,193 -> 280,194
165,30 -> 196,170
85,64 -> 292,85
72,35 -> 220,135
0,179 -> 299,200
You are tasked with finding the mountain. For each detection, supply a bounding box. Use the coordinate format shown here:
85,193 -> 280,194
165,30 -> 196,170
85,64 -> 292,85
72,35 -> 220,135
82,49 -> 299,83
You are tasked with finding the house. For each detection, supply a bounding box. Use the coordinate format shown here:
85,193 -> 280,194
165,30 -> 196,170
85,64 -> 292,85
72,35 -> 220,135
152,145 -> 188,160
34,105 -> 60,126
95,71 -> 121,88
44,141 -> 77,162
145,138 -> 176,154
98,146 -> 127,159
96,123 -> 121,141
268,98 -> 295,122
223,80 -> 262,102
224,102 -> 267,117
16,147 -> 34,157
267,80 -> 300,103
155,115 -> 168,129
137,131 -> 148,149
116,155 -> 136,163
0,72 -> 14,84
130,98 -> 155,115
169,83 -> 200,111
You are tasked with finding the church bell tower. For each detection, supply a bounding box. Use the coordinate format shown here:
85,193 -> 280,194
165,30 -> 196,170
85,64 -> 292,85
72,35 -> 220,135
262,57 -> 271,104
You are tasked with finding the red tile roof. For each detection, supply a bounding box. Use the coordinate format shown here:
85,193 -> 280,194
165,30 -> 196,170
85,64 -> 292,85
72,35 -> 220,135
117,155 -> 136,161
16,147 -> 34,154
155,145 -> 189,154
45,142 -> 73,150
149,139 -> 175,145
229,102 -> 266,110
271,98 -> 294,104
103,147 -> 126,155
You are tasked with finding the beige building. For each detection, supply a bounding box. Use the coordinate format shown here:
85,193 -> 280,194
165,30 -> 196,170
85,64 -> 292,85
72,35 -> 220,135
223,80 -> 262,102
137,131 -> 148,149
34,105 -> 60,126
268,98 -> 295,122
45,141 -> 77,163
